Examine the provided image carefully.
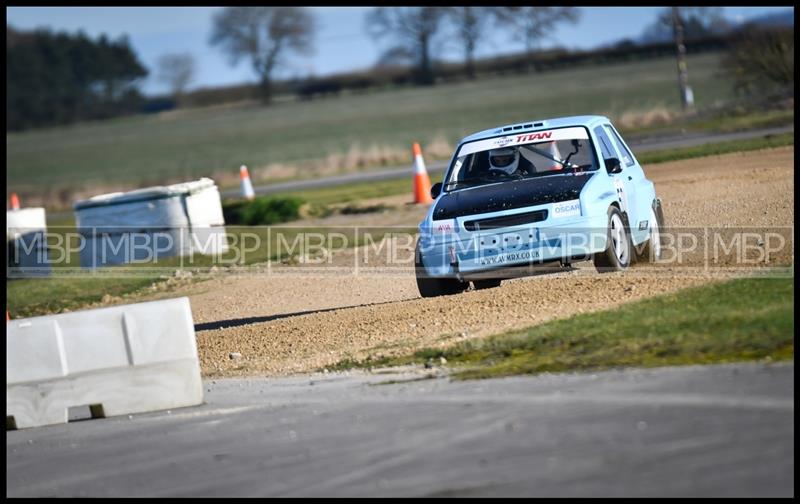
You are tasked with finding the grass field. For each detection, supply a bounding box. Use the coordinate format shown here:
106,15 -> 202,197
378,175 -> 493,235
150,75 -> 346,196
332,277 -> 794,379
8,52 -> 743,201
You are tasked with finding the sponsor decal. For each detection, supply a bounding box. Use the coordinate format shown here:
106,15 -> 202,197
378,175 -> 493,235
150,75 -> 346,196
552,199 -> 581,218
479,249 -> 540,266
432,219 -> 456,233
613,177 -> 629,213
516,131 -> 552,143
458,126 -> 590,157
493,136 -> 515,148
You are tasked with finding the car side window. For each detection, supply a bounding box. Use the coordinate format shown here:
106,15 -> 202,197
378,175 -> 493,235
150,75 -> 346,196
593,126 -> 618,161
604,125 -> 635,167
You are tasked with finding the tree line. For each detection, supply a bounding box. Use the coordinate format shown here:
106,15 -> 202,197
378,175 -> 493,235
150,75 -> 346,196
7,26 -> 147,131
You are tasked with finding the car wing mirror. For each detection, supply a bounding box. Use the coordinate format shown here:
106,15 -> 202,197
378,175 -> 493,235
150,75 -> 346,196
605,157 -> 622,174
430,182 -> 443,199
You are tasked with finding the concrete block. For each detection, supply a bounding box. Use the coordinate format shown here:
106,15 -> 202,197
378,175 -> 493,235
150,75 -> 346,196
6,297 -> 203,430
74,178 -> 228,268
7,207 -> 47,242
7,207 -> 50,276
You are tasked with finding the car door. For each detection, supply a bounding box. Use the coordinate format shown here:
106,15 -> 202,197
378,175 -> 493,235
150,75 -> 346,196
593,124 -> 641,242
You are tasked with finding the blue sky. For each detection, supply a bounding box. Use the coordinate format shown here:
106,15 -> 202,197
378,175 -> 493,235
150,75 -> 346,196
6,6 -> 793,96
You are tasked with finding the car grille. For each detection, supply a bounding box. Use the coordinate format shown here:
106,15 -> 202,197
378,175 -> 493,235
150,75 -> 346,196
463,209 -> 548,231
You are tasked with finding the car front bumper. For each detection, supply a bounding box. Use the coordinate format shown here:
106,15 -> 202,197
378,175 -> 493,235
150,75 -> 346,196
418,213 -> 609,278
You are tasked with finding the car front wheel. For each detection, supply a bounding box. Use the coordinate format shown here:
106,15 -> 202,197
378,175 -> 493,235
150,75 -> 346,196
415,241 -> 469,297
594,206 -> 632,273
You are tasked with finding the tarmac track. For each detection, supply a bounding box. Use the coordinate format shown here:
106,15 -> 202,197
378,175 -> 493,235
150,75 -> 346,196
5,363 -> 793,497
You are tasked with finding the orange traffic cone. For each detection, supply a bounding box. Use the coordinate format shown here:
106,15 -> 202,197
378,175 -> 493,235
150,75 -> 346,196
544,141 -> 564,171
9,192 -> 20,210
412,143 -> 433,204
240,165 -> 255,200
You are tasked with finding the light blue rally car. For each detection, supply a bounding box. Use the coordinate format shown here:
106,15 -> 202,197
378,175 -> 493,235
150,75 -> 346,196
415,115 -> 665,297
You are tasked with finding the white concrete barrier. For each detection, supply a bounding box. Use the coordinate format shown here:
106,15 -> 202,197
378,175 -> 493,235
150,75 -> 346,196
7,207 -> 50,276
6,297 -> 204,430
74,177 -> 228,268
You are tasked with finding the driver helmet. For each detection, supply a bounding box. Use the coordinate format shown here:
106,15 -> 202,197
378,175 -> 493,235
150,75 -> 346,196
488,147 -> 519,175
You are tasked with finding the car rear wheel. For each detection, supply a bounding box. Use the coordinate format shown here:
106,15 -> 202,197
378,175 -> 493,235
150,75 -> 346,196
635,200 -> 665,263
594,206 -> 632,273
415,241 -> 469,298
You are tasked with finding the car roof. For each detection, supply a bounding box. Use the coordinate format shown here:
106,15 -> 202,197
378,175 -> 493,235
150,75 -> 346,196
459,115 -> 611,144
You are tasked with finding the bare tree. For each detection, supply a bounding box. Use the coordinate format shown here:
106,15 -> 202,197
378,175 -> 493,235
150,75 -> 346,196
365,7 -> 444,86
496,7 -> 580,70
157,53 -> 195,100
210,7 -> 315,104
442,7 -> 504,80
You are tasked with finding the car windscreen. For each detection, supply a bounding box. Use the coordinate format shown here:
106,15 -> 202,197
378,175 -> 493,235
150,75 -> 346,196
444,126 -> 598,192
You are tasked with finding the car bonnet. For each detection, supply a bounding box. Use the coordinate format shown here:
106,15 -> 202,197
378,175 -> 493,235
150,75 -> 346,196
431,174 -> 593,221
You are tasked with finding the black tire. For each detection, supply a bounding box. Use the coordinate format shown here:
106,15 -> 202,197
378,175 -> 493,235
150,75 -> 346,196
594,206 -> 633,273
415,241 -> 469,298
634,199 -> 665,263
473,278 -> 502,290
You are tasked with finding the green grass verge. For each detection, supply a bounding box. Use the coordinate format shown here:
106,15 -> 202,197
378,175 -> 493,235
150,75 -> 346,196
620,107 -> 794,138
7,277 -> 157,319
288,178 -> 414,206
679,108 -> 794,134
333,277 -> 794,379
636,132 -> 795,165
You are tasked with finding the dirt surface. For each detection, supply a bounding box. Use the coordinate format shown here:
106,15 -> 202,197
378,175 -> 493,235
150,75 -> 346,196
161,146 -> 794,377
